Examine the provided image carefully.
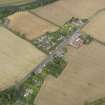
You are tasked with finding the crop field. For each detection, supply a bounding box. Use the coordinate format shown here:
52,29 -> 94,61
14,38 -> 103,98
32,0 -> 105,26
7,11 -> 58,40
0,0 -> 34,6
83,11 -> 105,43
0,27 -> 46,90
35,42 -> 105,105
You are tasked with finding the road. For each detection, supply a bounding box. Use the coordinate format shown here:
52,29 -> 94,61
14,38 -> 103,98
16,18 -> 90,87
33,24 -> 87,74
16,6 -> 104,86
21,7 -> 105,75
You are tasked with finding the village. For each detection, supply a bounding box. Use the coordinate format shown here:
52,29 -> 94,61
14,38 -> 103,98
0,0 -> 105,105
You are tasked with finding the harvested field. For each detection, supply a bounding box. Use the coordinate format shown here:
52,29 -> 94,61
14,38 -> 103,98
32,0 -> 105,25
83,11 -> 105,43
0,0 -> 33,6
0,27 -> 46,90
35,42 -> 105,105
7,11 -> 58,40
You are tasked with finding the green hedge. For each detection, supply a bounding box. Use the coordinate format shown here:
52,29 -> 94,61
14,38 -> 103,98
45,56 -> 67,77
0,69 -> 48,105
0,0 -> 57,19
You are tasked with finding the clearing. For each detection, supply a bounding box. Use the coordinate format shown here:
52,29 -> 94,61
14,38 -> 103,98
35,42 -> 105,105
0,27 -> 46,90
7,11 -> 58,40
32,0 -> 105,26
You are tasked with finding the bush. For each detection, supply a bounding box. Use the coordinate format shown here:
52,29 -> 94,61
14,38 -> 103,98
80,34 -> 93,44
0,0 -> 57,19
46,56 -> 67,77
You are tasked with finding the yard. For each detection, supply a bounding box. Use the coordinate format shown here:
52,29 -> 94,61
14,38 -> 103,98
35,41 -> 105,105
0,27 -> 46,91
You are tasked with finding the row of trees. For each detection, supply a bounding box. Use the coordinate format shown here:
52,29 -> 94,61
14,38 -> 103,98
0,0 -> 57,19
0,55 -> 66,105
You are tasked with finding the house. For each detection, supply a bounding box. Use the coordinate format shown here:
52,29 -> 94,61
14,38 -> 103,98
68,30 -> 84,48
70,37 -> 84,48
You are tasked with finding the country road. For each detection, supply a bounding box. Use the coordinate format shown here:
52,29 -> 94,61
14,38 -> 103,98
16,6 -> 103,86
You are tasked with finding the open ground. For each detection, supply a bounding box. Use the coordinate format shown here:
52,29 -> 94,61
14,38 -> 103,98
7,11 -> 58,40
35,42 -> 105,105
31,0 -> 105,26
0,27 -> 46,90
83,11 -> 105,43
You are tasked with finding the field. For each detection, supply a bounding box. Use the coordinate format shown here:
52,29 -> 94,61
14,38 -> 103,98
35,42 -> 105,105
83,11 -> 105,43
7,11 -> 58,40
32,0 -> 105,26
0,27 -> 46,90
0,0 -> 33,6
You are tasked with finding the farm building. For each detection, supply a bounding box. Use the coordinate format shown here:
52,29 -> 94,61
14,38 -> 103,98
68,30 -> 84,48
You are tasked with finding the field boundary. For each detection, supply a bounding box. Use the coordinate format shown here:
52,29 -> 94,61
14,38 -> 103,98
94,38 -> 105,46
88,8 -> 105,21
29,11 -> 61,28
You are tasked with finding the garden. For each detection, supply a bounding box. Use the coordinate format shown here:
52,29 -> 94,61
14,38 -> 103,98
32,23 -> 77,54
0,55 -> 67,105
84,97 -> 105,105
0,17 -> 88,105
